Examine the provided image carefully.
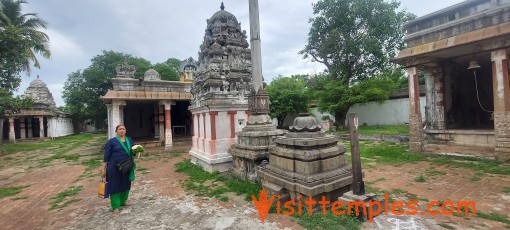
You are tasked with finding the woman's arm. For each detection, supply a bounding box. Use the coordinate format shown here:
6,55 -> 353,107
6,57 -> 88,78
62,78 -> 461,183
102,140 -> 112,178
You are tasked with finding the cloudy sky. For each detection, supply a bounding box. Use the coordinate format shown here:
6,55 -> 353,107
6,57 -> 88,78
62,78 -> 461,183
17,0 -> 465,106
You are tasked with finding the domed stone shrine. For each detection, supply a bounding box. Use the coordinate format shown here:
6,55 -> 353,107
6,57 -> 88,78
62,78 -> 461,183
188,3 -> 253,172
258,113 -> 353,202
3,76 -> 74,142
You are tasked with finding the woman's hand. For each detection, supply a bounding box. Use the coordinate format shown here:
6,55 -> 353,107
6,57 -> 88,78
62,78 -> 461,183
101,162 -> 107,178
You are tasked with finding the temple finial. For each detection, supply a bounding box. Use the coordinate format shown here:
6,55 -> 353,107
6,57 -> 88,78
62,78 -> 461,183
220,2 -> 225,10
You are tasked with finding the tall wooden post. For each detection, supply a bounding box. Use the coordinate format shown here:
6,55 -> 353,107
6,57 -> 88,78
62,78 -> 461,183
349,113 -> 365,195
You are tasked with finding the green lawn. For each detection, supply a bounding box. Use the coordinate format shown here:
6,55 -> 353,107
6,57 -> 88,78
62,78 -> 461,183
331,124 -> 409,135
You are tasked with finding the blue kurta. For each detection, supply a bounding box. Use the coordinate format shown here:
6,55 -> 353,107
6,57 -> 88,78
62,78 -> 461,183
104,137 -> 134,194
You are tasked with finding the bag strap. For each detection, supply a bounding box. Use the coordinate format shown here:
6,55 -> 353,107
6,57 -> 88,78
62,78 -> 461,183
116,136 -> 132,157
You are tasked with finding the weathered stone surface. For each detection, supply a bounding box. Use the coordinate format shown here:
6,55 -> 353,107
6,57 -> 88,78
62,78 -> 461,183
24,76 -> 57,110
494,111 -> 510,162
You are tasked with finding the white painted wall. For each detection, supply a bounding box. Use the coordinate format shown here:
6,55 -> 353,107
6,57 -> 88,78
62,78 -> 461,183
346,97 -> 426,126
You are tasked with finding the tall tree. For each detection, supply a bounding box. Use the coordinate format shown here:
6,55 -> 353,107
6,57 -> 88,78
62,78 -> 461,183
62,51 -> 153,129
0,0 -> 51,73
153,58 -> 181,81
300,0 -> 414,128
266,75 -> 311,128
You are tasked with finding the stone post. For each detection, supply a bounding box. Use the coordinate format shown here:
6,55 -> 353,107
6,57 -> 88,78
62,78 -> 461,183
407,67 -> 424,152
491,49 -> 510,162
348,113 -> 365,195
209,112 -> 218,140
27,118 -> 33,138
154,105 -> 160,139
112,100 -> 126,137
38,116 -> 45,138
20,118 -> 26,139
8,118 -> 15,143
159,105 -> 165,141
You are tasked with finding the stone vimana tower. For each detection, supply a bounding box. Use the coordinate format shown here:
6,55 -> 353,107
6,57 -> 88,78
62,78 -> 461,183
189,2 -> 253,172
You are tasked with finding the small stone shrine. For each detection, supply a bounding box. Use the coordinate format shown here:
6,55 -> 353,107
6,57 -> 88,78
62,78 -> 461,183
188,3 -> 253,172
258,113 -> 353,202
3,76 -> 74,142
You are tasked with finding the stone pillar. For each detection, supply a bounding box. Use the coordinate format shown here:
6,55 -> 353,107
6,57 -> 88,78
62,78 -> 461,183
159,105 -> 165,141
423,65 -> 446,130
203,113 -> 207,139
8,118 -> 15,143
20,118 -> 26,139
228,111 -> 237,138
249,0 -> 263,92
491,49 -> 510,162
38,116 -> 45,138
154,105 -> 160,139
27,118 -> 33,138
160,100 -> 174,150
407,67 -> 424,152
112,100 -> 126,137
209,112 -> 218,140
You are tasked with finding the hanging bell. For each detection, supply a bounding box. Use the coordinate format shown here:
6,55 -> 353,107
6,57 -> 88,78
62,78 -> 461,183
467,60 -> 481,70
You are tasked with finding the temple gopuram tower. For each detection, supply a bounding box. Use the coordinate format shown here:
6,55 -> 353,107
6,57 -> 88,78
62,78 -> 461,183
189,3 -> 252,172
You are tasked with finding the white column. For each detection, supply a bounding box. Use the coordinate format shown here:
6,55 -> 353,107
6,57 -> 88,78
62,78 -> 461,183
38,116 -> 44,138
8,118 -> 15,143
111,100 -> 126,138
106,104 -> 113,139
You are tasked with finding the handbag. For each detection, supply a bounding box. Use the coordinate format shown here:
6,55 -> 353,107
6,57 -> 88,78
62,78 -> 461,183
116,157 -> 134,174
98,179 -> 109,199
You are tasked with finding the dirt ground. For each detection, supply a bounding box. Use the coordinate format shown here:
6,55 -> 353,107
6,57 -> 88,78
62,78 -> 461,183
0,136 -> 509,230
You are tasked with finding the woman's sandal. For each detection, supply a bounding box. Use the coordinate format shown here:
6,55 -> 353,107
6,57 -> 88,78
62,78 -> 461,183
113,209 -> 120,214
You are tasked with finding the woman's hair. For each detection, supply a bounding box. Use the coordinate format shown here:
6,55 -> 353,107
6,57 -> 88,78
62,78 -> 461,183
115,124 -> 126,132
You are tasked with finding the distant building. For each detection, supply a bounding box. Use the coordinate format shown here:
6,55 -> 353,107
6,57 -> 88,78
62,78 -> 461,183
3,76 -> 74,142
393,0 -> 510,161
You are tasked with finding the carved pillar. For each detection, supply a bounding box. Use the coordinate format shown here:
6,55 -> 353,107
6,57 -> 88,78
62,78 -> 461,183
8,118 -> 15,143
491,49 -> 510,162
407,67 -> 424,152
197,113 -> 201,138
203,113 -> 207,139
38,116 -> 45,138
27,118 -> 33,138
20,118 -> 26,139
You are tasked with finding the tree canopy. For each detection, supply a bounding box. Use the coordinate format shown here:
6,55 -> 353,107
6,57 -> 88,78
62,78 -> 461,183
266,75 -> 311,128
301,0 -> 414,127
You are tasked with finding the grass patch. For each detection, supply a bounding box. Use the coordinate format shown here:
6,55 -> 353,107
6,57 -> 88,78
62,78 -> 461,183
466,176 -> 481,182
426,168 -> 447,177
414,174 -> 426,182
331,124 -> 408,135
477,211 -> 510,224
0,185 -> 30,198
11,195 -> 29,201
137,167 -> 150,174
438,223 -> 456,230
503,187 -> 510,193
175,160 -> 262,201
391,188 -> 406,195
431,157 -> 510,175
49,185 -> 83,210
294,209 -> 361,230
219,196 -> 229,202
359,142 -> 426,164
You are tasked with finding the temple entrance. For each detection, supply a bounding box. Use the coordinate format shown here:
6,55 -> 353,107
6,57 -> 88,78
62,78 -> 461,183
124,102 -> 156,139
171,101 -> 192,137
448,53 -> 494,130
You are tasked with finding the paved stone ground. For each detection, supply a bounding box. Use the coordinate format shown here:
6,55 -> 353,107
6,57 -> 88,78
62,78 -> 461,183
1,136 -> 509,230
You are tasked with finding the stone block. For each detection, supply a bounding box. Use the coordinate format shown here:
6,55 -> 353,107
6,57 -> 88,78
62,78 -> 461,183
484,25 -> 500,38
467,29 -> 484,42
434,39 -> 448,50
453,33 -> 468,45
499,22 -> 510,35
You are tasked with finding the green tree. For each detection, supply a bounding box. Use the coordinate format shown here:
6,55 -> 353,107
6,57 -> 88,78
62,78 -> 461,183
266,75 -> 311,128
0,0 -> 51,72
0,25 -> 30,92
300,0 -> 414,128
62,51 -> 154,129
153,58 -> 181,81
0,88 -> 33,145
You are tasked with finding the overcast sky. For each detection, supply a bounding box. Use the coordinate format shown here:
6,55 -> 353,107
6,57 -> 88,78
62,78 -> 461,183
17,0 -> 465,106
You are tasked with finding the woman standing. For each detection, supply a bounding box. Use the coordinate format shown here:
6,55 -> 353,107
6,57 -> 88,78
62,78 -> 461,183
101,124 -> 136,214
